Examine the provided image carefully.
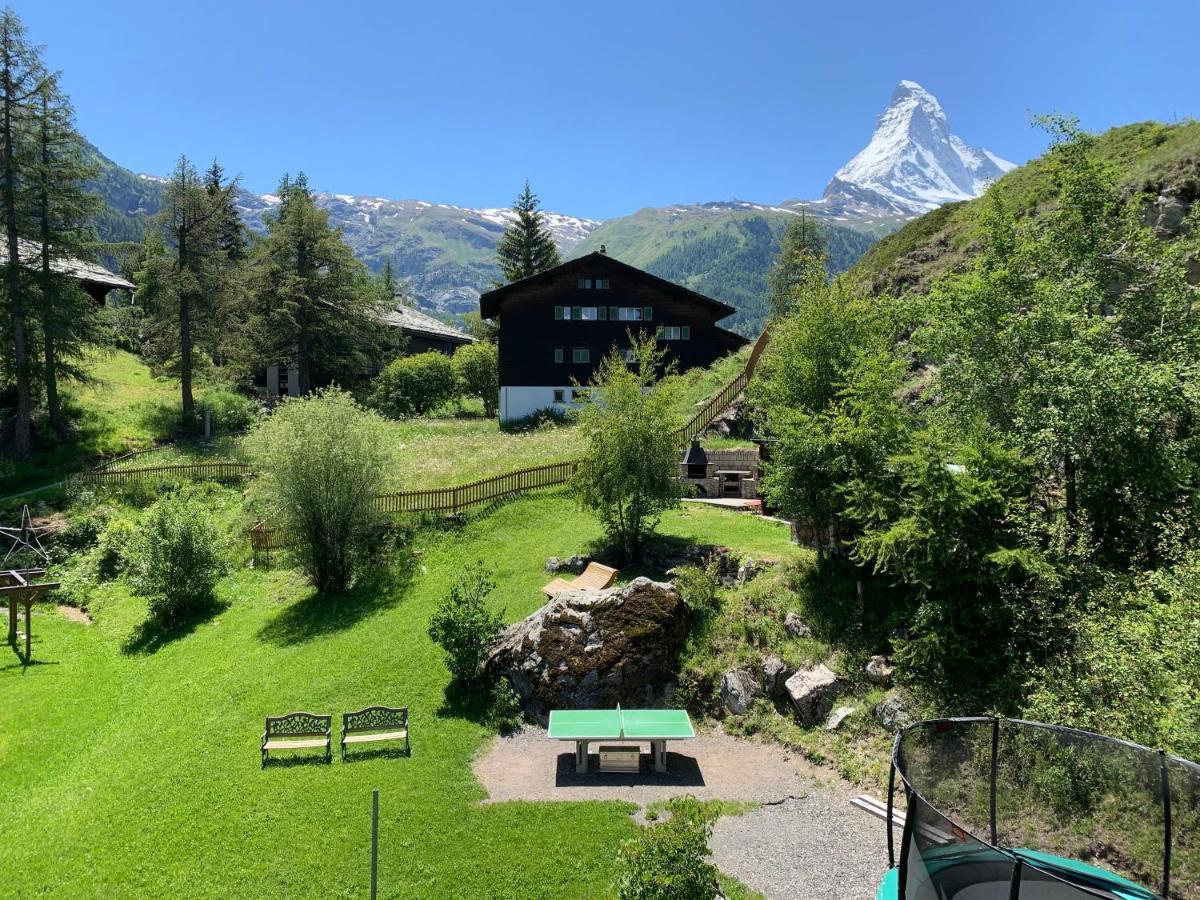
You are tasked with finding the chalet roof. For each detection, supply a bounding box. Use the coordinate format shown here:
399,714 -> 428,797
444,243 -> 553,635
0,238 -> 134,292
382,303 -> 476,345
479,251 -> 739,320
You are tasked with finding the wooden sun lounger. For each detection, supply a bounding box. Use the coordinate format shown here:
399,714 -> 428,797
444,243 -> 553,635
542,562 -> 619,598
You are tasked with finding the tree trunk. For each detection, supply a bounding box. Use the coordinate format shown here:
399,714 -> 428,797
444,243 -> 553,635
39,118 -> 63,435
177,224 -> 194,421
1064,450 -> 1077,542
1,44 -> 31,456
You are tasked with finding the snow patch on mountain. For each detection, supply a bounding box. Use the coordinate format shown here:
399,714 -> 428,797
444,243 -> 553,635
821,80 -> 1013,216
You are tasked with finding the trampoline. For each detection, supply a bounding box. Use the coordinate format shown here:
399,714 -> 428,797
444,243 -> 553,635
875,718 -> 1200,900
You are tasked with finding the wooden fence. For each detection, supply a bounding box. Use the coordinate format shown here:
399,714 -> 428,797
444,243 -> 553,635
372,461 -> 578,515
70,460 -> 252,486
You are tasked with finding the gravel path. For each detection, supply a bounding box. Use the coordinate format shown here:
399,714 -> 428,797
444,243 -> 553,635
474,727 -> 894,897
711,792 -> 896,900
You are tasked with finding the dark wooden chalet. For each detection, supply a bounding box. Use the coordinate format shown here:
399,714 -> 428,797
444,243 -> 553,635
479,250 -> 746,421
3,238 -> 134,303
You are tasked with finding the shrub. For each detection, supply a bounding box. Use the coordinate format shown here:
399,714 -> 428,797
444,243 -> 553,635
428,566 -> 504,684
673,555 -> 723,620
126,489 -> 227,621
369,351 -> 459,418
574,334 -> 682,561
453,341 -> 499,417
499,406 -> 572,433
95,515 -> 138,579
615,796 -> 720,900
196,388 -> 257,435
487,678 -> 524,733
244,388 -> 393,593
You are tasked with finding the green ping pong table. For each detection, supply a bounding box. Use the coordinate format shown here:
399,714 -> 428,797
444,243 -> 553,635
547,705 -> 695,774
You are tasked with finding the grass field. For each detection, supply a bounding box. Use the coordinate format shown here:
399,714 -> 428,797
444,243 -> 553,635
0,493 -> 797,897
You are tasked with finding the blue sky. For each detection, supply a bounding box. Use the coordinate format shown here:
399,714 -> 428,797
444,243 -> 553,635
19,0 -> 1200,220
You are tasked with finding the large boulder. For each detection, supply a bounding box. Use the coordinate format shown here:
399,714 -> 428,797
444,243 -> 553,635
719,669 -> 760,716
865,654 -> 895,686
875,691 -> 915,731
784,663 -> 845,725
484,577 -> 687,724
761,654 -> 791,699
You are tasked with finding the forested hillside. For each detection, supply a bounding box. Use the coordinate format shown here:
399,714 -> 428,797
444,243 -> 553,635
573,206 -> 876,335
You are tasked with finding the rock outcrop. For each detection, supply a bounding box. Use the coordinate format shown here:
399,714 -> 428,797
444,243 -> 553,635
720,669 -> 761,716
484,578 -> 688,724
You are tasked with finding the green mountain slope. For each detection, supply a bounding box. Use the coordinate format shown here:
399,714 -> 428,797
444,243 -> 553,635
572,203 -> 878,335
847,120 -> 1200,296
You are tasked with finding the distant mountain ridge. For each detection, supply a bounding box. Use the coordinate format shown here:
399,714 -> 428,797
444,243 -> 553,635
83,80 -> 1011,332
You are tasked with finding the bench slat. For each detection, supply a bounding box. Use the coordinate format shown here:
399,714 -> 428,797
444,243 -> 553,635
264,738 -> 329,750
343,730 -> 408,745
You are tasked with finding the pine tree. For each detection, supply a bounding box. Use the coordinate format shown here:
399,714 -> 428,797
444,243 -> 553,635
31,75 -> 102,435
767,213 -> 827,319
0,10 -> 46,455
244,173 -> 387,393
495,181 -> 561,283
381,257 -> 395,300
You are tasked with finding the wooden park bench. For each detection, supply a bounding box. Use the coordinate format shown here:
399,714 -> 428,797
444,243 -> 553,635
261,712 -> 331,766
542,562 -> 619,598
341,706 -> 410,760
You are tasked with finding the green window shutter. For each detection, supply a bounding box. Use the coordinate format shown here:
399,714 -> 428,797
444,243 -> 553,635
554,348 -> 563,364
681,325 -> 691,340
643,306 -> 653,321
572,306 -> 582,320
656,325 -> 664,338
598,306 -> 607,321
554,305 -> 563,320
609,306 -> 619,320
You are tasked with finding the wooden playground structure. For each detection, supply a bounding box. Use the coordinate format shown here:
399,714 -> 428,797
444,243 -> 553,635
2,568 -> 59,663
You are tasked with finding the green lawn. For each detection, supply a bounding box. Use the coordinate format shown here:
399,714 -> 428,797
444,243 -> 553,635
0,494 -> 797,897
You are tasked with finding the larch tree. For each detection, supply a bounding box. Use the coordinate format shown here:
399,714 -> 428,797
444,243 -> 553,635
0,9 -> 47,455
494,181 -> 560,283
32,75 -> 101,435
245,173 -> 387,393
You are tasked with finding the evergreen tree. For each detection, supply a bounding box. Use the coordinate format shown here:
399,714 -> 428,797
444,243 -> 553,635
0,9 -> 46,455
205,159 -> 245,261
244,173 -> 387,393
766,212 -> 826,318
381,257 -> 395,299
31,74 -> 102,435
495,181 -> 560,283
134,155 -> 236,419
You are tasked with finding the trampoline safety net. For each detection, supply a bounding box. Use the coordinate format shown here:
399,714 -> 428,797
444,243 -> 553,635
892,718 -> 1200,900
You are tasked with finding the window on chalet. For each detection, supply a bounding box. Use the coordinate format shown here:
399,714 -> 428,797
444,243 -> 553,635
554,347 -> 564,363
553,389 -> 566,403
595,278 -> 609,289
554,305 -> 564,320
616,306 -> 650,321
579,306 -> 599,321
656,325 -> 690,340
572,347 -> 590,364
577,277 -> 592,289
577,277 -> 610,290
622,348 -> 636,362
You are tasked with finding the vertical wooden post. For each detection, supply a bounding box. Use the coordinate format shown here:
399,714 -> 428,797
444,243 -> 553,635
24,600 -> 31,663
370,788 -> 379,900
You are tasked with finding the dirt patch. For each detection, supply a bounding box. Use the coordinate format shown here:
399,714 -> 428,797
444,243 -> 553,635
57,605 -> 92,625
473,725 -> 837,807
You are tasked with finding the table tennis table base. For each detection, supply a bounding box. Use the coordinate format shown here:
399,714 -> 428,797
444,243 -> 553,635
574,740 -> 668,774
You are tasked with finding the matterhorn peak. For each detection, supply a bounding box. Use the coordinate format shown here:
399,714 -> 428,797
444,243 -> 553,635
821,80 -> 1014,216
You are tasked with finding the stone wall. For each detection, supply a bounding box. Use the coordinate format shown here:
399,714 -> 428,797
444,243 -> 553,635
681,447 -> 761,499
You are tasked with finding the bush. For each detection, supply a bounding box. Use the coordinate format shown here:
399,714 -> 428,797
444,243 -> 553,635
452,341 -> 499,417
369,351 -> 459,418
428,566 -> 504,684
244,388 -> 393,594
95,515 -> 138,579
673,555 -> 723,620
126,489 -> 227,621
487,678 -> 524,733
196,388 -> 257,435
615,796 -> 720,900
499,406 -> 572,433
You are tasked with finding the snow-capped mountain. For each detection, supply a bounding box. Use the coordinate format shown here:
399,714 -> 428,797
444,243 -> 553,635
818,80 -> 1014,217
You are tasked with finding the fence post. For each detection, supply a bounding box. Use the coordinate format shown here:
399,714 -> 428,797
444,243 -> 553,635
370,787 -> 379,900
